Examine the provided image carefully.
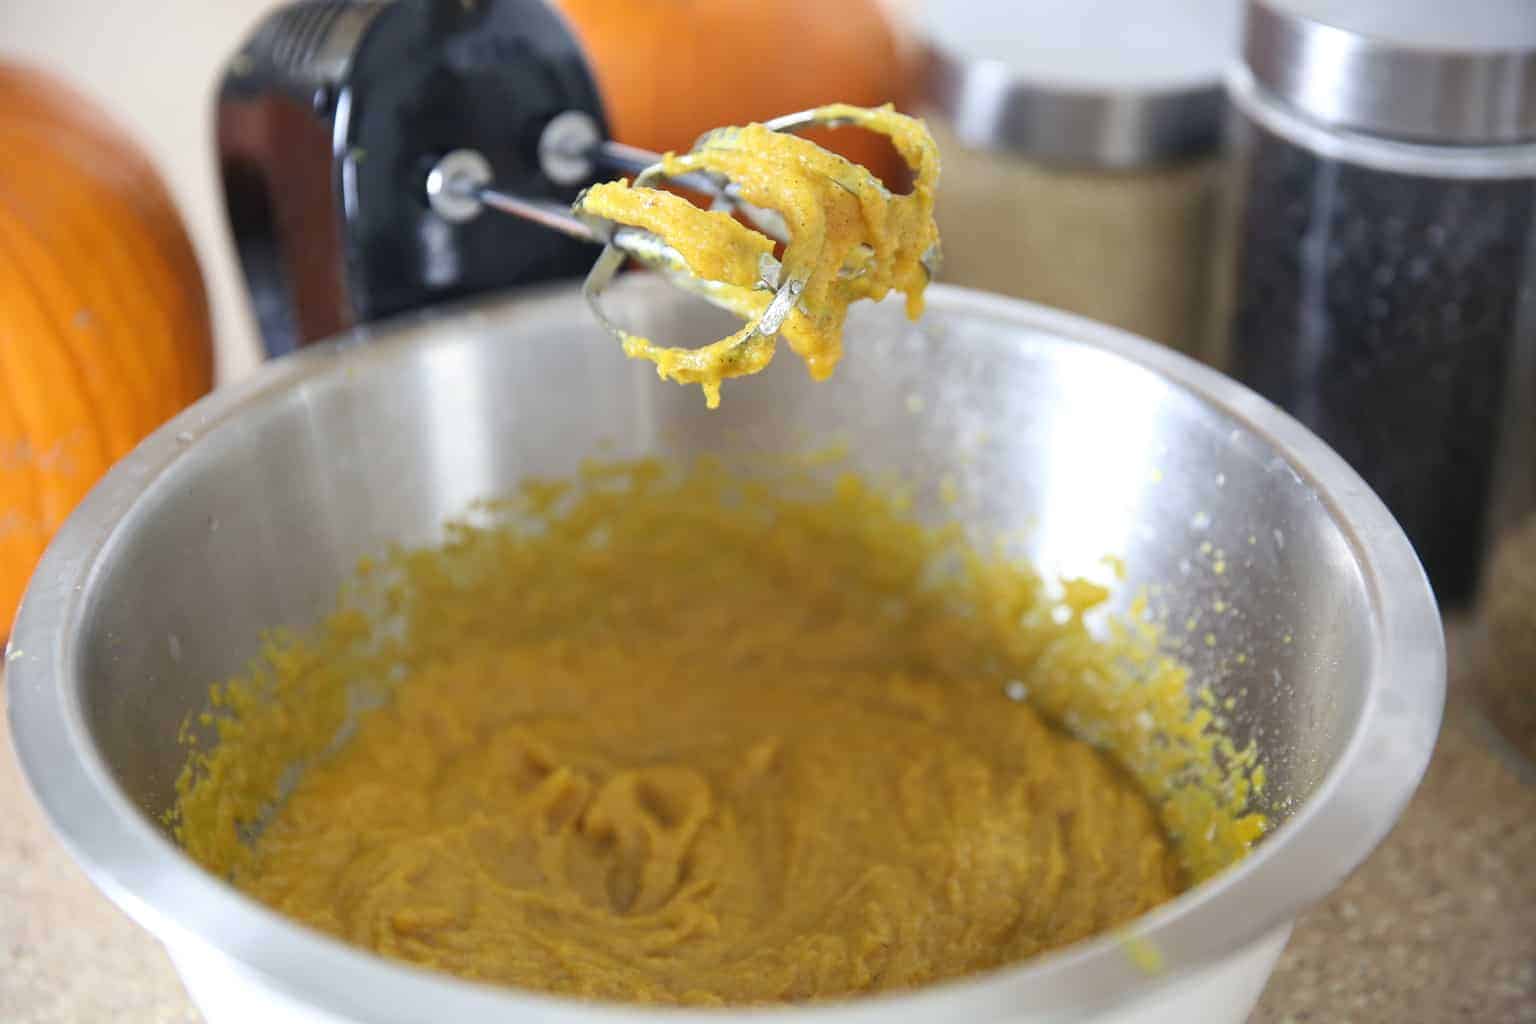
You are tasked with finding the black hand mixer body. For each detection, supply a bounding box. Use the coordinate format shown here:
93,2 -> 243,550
219,0 -> 607,358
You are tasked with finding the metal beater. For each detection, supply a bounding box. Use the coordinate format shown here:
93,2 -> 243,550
423,107 -> 939,362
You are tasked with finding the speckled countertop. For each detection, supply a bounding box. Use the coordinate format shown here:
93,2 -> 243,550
3,623 -> 1532,1023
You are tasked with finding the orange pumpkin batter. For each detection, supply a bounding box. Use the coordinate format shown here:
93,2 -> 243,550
172,460 -> 1264,1006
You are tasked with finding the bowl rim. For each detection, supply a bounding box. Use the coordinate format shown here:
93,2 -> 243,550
6,280 -> 1445,1022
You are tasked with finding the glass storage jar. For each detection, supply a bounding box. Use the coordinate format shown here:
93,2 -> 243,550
1213,0 -> 1536,613
914,0 -> 1241,358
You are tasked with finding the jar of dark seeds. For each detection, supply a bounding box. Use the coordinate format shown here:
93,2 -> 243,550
1211,0 -> 1536,609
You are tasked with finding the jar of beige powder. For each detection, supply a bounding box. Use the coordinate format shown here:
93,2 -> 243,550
913,0 -> 1239,358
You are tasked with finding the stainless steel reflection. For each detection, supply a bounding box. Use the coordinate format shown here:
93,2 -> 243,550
7,278 -> 1443,1022
1245,0 -> 1536,145
922,44 -> 1226,168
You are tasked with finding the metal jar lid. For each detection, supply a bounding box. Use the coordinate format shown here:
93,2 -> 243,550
916,0 -> 1242,169
1244,0 -> 1536,144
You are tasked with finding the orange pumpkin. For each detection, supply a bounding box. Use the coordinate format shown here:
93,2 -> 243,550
0,65 -> 214,637
554,0 -> 914,188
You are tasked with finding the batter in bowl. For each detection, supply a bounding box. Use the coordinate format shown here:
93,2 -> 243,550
173,460 -> 1264,1005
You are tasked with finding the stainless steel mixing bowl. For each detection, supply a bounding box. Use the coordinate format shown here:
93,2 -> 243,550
7,278 -> 1443,1024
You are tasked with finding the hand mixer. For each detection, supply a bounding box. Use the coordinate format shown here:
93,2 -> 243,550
219,0 -> 928,363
